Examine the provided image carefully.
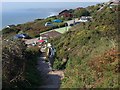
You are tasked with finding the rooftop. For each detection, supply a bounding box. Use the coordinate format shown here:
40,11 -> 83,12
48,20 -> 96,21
40,31 -> 61,38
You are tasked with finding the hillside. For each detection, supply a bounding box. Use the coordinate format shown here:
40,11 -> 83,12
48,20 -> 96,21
51,3 -> 119,88
2,1 -> 120,88
2,6 -> 90,40
2,17 -> 68,40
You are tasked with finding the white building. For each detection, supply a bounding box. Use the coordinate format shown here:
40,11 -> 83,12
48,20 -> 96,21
79,16 -> 92,22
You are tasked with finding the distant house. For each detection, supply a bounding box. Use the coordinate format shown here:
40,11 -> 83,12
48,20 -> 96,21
109,0 -> 120,5
6,25 -> 15,28
108,0 -> 120,9
109,0 -> 120,4
79,16 -> 92,22
59,9 -> 73,18
40,31 -> 61,39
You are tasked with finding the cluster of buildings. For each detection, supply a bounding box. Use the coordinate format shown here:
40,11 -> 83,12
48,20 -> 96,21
109,0 -> 120,5
108,0 -> 120,9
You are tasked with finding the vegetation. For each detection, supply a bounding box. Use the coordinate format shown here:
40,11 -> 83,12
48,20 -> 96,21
2,39 -> 42,88
2,1 -> 120,88
2,6 -> 91,39
51,4 -> 119,88
2,18 -> 68,39
0,36 -> 2,89
74,8 -> 90,18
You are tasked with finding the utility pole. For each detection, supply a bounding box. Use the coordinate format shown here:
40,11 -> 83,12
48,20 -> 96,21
65,23 -> 68,32
74,14 -> 75,25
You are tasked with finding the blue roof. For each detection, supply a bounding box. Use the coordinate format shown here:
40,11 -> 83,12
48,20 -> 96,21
53,19 -> 62,23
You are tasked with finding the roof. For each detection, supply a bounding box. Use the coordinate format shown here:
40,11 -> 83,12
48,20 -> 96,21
40,31 -> 61,38
38,40 -> 45,43
7,25 -> 15,27
109,0 -> 120,5
59,12 -> 73,18
53,19 -> 62,23
59,9 -> 69,15
110,0 -> 120,3
6,25 -> 15,28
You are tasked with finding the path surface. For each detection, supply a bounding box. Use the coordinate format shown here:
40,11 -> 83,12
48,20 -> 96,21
65,18 -> 79,26
37,50 -> 64,89
24,38 -> 39,45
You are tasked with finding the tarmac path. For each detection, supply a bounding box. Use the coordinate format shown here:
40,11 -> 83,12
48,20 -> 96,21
37,49 -> 64,89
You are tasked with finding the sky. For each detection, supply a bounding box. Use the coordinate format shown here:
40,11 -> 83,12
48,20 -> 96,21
1,0 -> 110,12
1,0 -> 110,2
2,2 -> 102,12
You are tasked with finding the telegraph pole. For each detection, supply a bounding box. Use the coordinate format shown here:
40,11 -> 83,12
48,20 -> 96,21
74,14 -> 75,25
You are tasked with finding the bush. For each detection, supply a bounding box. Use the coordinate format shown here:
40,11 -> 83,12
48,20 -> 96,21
2,40 -> 26,88
52,4 -> 118,88
2,40 -> 42,88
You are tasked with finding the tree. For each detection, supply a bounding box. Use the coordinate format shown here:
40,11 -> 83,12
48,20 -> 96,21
74,8 -> 90,18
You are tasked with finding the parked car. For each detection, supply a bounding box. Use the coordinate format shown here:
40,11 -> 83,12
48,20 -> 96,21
45,22 -> 54,26
79,17 -> 89,22
14,34 -> 31,39
79,19 -> 88,22
75,22 -> 80,25
69,23 -> 74,26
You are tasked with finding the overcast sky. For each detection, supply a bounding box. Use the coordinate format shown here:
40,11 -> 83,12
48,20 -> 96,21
1,0 -> 110,13
1,0 -> 110,2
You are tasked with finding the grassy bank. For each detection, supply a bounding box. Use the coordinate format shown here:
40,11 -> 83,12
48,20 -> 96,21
51,3 -> 119,88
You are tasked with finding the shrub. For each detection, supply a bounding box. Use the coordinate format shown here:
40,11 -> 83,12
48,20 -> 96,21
2,40 -> 42,88
2,40 -> 26,88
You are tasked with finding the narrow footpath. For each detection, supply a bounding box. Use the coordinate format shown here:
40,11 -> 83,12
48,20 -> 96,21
37,49 -> 64,89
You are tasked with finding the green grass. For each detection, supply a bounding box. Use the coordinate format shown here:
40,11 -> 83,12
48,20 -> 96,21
40,29 -> 54,35
40,26 -> 71,35
54,26 -> 71,34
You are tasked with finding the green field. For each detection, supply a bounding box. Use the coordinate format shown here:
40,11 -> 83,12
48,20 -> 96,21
40,26 -> 71,35
54,26 -> 71,34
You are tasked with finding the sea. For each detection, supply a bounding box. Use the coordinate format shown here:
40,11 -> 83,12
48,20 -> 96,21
1,2 -> 101,30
